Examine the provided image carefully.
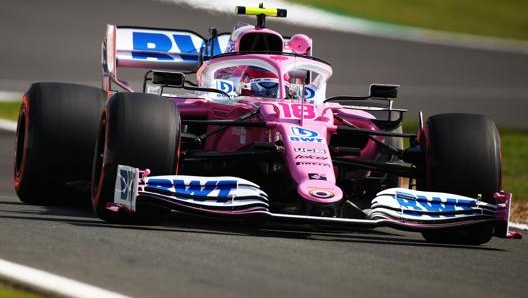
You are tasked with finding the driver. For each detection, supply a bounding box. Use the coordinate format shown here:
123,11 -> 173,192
239,66 -> 282,98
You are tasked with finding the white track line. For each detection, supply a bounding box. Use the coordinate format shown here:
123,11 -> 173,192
510,223 -> 528,231
0,259 -> 134,298
0,92 -> 22,101
0,119 -> 17,132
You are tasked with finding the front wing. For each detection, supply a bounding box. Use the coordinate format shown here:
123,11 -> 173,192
111,165 -> 515,238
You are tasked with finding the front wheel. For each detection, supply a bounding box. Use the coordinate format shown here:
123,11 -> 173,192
91,92 -> 180,224
420,113 -> 501,245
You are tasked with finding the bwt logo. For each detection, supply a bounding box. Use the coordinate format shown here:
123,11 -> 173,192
147,178 -> 237,198
395,191 -> 477,217
215,80 -> 235,94
131,32 -> 223,61
291,127 -> 318,137
289,126 -> 323,143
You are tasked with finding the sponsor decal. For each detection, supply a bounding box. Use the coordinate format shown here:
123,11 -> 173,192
129,30 -> 226,61
303,86 -> 316,99
291,126 -> 318,137
277,102 -> 316,119
289,126 -> 323,143
296,162 -> 331,168
395,191 -> 477,218
289,136 -> 323,143
294,148 -> 326,154
232,127 -> 247,144
118,168 -> 135,202
295,154 -> 328,160
215,79 -> 235,94
309,188 -> 334,199
308,173 -> 327,181
114,165 -> 138,210
147,178 -> 237,198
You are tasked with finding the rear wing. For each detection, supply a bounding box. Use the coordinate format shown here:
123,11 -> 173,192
102,25 -> 230,91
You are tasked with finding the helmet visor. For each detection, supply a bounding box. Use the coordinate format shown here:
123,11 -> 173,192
247,78 -> 279,98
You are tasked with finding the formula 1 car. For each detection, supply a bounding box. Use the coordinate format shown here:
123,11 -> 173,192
13,4 -> 518,245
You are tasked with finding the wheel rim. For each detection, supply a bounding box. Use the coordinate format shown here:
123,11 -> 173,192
14,103 -> 27,187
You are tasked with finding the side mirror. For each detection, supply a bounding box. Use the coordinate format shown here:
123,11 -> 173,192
152,71 -> 185,87
370,84 -> 399,99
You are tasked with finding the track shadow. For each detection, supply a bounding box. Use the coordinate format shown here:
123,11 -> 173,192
68,211 -> 505,251
0,196 -> 506,251
0,196 -> 98,223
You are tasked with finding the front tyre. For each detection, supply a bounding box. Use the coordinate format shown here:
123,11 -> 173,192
420,113 -> 501,245
91,92 -> 180,224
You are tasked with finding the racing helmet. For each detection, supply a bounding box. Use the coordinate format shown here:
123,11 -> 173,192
240,66 -> 280,98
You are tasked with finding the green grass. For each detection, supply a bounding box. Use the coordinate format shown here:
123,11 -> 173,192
0,282 -> 48,298
0,100 -> 20,120
287,0 -> 528,41
500,129 -> 528,200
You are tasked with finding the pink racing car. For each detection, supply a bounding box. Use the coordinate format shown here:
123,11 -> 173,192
13,5 -> 519,245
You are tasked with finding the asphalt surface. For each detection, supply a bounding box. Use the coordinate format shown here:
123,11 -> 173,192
1,1 -> 528,298
1,128 -> 528,298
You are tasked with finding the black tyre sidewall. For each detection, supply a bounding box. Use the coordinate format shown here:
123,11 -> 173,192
14,82 -> 106,205
421,113 -> 501,245
424,113 -> 501,202
91,92 -> 180,223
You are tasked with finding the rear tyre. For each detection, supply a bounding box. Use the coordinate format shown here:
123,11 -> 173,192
420,113 -> 501,245
13,82 -> 106,205
91,92 -> 180,224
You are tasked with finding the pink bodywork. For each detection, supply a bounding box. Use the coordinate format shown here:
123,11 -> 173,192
172,53 -> 382,206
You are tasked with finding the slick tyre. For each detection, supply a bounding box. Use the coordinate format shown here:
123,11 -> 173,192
91,92 -> 180,224
13,82 -> 107,205
421,113 -> 501,245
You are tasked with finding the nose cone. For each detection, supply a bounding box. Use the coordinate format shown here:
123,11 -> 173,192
297,180 -> 343,205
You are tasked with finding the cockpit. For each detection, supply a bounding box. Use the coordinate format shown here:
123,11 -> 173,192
196,53 -> 333,103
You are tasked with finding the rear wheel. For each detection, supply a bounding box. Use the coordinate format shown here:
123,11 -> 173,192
13,82 -> 106,205
420,113 -> 501,245
91,92 -> 180,224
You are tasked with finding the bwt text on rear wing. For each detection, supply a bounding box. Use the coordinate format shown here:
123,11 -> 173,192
101,25 -> 231,91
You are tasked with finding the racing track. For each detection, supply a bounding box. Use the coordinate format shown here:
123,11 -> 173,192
1,1 -> 528,298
